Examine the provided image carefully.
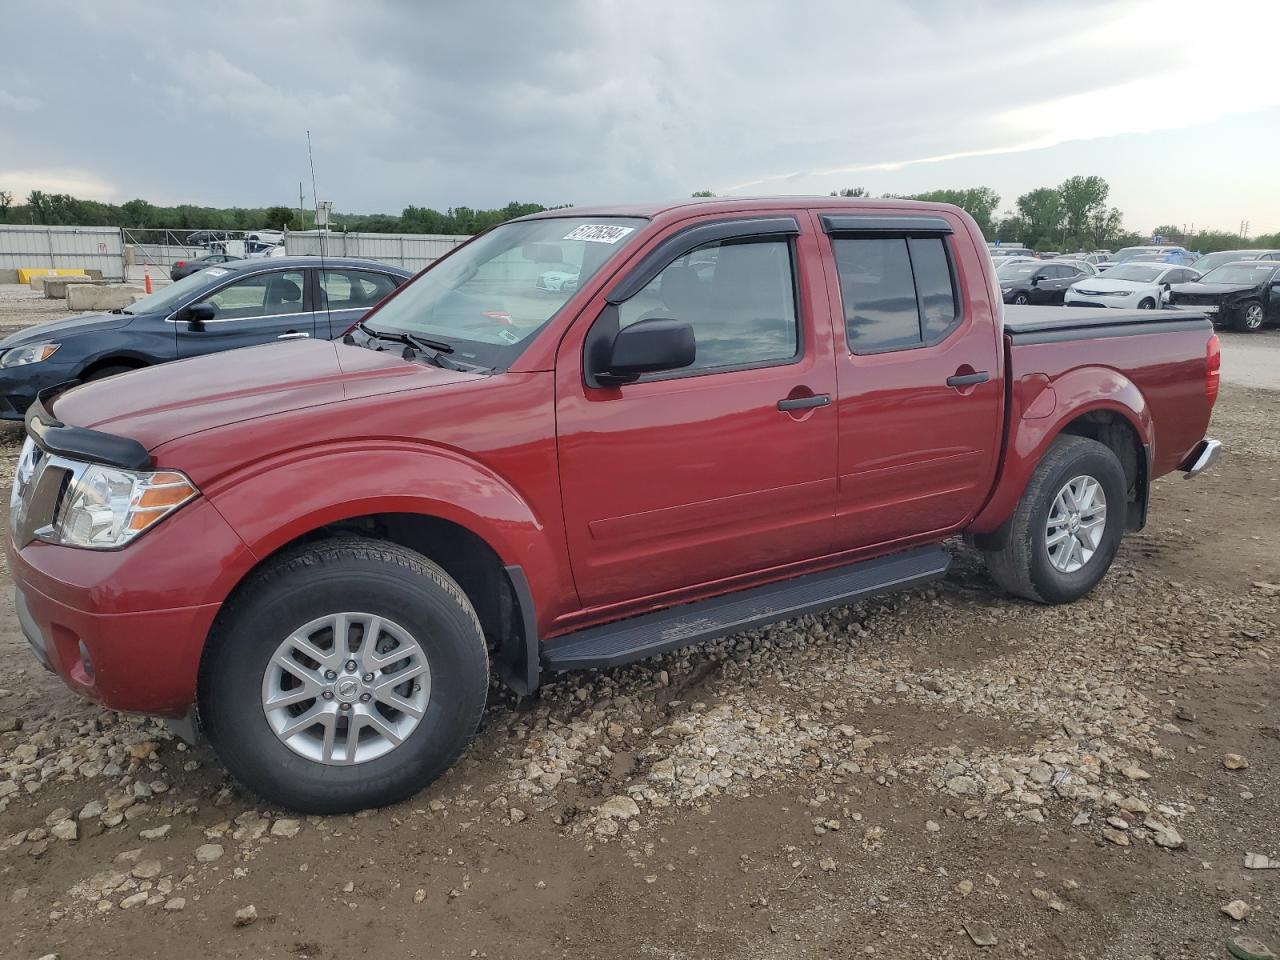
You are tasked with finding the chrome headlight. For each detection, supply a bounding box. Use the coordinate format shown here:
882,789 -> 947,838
1,343 -> 60,367
52,464 -> 198,549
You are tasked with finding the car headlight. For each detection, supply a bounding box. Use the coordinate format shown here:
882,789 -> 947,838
1,343 -> 60,367
51,465 -> 198,549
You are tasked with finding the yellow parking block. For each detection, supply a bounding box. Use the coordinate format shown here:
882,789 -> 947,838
17,268 -> 86,283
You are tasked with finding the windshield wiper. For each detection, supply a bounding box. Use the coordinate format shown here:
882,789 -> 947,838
354,321 -> 463,370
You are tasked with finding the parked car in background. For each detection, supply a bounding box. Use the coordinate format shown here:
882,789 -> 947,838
1056,252 -> 1110,266
998,259 -> 1091,304
1038,251 -> 1061,260
0,257 -> 412,419
1190,249 -> 1280,276
1065,262 -> 1200,310
1053,259 -> 1100,277
170,253 -> 241,281
1168,260 -> 1280,331
5,197 -> 1221,812
535,269 -> 579,293
1109,245 -> 1196,266
989,245 -> 1037,260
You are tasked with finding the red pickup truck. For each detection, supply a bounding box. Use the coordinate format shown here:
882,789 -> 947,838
7,198 -> 1221,812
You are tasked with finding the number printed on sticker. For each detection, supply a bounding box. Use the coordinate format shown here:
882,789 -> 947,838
563,224 -> 636,244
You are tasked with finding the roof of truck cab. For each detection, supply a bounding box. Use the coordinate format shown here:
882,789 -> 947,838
516,196 -> 966,222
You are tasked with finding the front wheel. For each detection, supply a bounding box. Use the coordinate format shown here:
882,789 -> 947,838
199,537 -> 489,813
983,436 -> 1127,604
1137,297 -> 1155,310
1012,292 -> 1029,305
1233,300 -> 1265,332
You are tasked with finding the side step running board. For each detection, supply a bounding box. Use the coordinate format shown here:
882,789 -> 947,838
542,546 -> 950,674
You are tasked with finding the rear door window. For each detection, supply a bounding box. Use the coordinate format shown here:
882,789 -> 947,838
320,270 -> 399,311
832,235 -> 961,354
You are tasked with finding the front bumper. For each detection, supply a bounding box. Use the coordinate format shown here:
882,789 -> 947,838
7,496 -> 255,716
1180,438 -> 1222,478
0,361 -> 81,421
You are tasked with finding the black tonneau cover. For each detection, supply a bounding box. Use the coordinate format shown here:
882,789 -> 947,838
1005,305 -> 1211,345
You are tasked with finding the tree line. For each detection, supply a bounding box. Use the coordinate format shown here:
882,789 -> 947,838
0,190 -> 560,237
2,181 -> 1276,253
811,179 -> 1280,253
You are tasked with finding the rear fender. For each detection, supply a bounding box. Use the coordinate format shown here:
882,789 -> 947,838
204,442 -> 575,627
968,365 -> 1150,537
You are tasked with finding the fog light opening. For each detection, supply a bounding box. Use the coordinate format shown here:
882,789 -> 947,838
77,640 -> 95,682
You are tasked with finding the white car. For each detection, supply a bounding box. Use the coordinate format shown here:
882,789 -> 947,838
1064,263 -> 1201,310
535,270 -> 579,293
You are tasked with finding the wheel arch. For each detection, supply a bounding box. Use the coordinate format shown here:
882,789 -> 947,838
969,368 -> 1152,545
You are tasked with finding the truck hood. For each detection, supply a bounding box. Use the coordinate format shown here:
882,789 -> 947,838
0,311 -> 133,349
51,339 -> 478,452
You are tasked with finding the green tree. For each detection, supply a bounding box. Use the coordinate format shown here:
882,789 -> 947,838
904,187 -> 1000,237
262,205 -> 298,230
1014,187 -> 1063,248
1057,176 -> 1110,244
829,187 -> 868,197
691,190 -> 716,197
0,190 -> 12,222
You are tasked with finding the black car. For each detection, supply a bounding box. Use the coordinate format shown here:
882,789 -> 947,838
170,252 -> 241,281
1168,260 -> 1280,332
998,260 -> 1090,305
0,256 -> 413,420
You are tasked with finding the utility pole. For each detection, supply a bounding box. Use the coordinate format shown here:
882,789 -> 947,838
299,182 -> 305,231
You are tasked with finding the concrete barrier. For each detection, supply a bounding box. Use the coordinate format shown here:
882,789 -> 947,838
66,284 -> 142,312
43,276 -> 100,299
0,269 -> 18,284
17,267 -> 85,284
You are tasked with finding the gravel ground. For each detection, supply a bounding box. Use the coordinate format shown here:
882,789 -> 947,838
0,290 -> 1275,958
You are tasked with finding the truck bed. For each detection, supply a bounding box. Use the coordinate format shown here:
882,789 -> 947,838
1004,305 -> 1211,344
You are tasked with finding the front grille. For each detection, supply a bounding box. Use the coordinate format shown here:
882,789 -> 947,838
1174,295 -> 1220,306
10,436 -> 77,546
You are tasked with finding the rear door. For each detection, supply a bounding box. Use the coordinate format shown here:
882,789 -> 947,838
175,268 -> 316,358
315,268 -> 405,339
817,211 -> 1003,548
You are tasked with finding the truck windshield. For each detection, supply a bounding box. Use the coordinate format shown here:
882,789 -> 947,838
363,216 -> 647,369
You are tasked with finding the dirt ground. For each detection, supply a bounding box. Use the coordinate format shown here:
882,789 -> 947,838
0,289 -> 1276,958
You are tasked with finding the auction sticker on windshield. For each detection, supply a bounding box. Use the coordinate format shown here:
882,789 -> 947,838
563,224 -> 635,244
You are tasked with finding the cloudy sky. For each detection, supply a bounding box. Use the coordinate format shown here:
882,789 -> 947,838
3,0 -> 1278,234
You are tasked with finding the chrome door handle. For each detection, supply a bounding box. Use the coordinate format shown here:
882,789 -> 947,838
777,394 -> 831,411
277,332 -> 311,340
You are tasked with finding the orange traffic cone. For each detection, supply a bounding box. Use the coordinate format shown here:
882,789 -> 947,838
144,269 -> 153,294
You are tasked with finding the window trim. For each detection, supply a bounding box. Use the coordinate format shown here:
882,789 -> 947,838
586,233 -> 804,387
830,232 -> 965,356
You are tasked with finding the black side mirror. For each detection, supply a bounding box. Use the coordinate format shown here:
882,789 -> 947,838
184,303 -> 216,330
595,317 -> 695,386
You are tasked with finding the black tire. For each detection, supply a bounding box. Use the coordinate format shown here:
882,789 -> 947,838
983,436 -> 1127,605
1012,292 -> 1029,305
199,537 -> 488,813
1233,300 -> 1265,333
84,364 -> 140,381
1137,297 -> 1155,310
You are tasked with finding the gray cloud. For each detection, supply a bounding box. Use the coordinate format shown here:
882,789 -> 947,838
0,0 -> 1276,226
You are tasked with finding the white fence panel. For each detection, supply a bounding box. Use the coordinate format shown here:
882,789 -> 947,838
0,225 -> 125,279
285,231 -> 469,271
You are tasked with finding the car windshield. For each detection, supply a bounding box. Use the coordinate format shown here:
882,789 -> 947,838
1193,251 -> 1257,274
1199,263 -> 1276,284
118,266 -> 237,314
997,263 -> 1038,279
362,216 -> 646,368
1100,265 -> 1163,283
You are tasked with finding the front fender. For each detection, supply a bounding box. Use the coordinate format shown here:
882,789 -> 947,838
202,441 -> 577,623
968,365 -> 1151,536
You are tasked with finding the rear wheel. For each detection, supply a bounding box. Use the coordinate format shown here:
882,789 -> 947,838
199,537 -> 489,813
1233,301 -> 1265,332
983,436 -> 1127,604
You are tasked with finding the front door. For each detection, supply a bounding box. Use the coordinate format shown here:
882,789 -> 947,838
817,212 -> 1003,548
555,218 -> 840,608
176,268 -> 315,358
